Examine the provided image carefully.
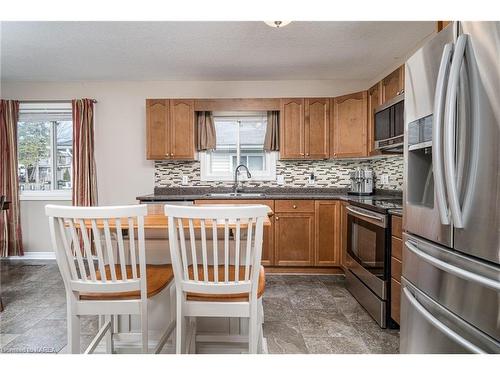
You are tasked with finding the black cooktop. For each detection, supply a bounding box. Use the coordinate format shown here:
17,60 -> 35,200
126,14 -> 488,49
348,197 -> 403,214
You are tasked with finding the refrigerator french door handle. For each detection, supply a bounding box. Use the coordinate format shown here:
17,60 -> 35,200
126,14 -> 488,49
402,286 -> 485,354
405,240 -> 500,291
443,34 -> 468,229
433,42 -> 454,225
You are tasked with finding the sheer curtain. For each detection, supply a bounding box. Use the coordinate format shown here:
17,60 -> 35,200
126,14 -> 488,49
0,99 -> 23,257
72,99 -> 98,206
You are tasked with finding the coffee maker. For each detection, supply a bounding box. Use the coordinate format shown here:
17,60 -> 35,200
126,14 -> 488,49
349,167 -> 373,195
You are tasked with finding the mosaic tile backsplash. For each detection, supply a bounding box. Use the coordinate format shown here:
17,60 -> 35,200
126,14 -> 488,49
155,155 -> 403,191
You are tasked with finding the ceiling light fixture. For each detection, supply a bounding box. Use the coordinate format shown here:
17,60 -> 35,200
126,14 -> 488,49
264,21 -> 292,29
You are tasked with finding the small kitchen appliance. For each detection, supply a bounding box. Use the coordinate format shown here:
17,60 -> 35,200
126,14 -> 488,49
349,167 -> 373,196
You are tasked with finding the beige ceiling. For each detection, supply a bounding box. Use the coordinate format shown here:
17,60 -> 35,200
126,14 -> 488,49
0,21 -> 435,81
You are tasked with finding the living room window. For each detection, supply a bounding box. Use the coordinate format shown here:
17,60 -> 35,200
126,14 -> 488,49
17,102 -> 73,200
200,112 -> 276,181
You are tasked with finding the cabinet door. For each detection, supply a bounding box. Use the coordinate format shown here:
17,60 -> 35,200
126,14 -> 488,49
280,98 -> 305,159
314,200 -> 340,266
381,66 -> 405,103
367,82 -> 383,156
331,91 -> 368,158
170,99 -> 195,160
193,199 -> 274,266
339,201 -> 348,269
275,212 -> 314,266
305,98 -> 330,159
146,99 -> 169,160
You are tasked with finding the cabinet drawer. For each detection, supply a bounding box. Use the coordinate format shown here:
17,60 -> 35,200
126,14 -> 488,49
275,200 -> 314,213
391,215 -> 403,239
391,256 -> 402,282
391,236 -> 402,261
391,278 -> 401,324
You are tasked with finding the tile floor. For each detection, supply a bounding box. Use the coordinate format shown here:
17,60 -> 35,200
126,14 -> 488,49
0,259 -> 399,354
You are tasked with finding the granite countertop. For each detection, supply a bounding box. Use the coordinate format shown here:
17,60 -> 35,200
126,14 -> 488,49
137,187 -> 403,209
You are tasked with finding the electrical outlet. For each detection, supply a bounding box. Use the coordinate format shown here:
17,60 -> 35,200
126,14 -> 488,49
276,175 -> 285,185
181,175 -> 188,185
308,174 -> 316,185
380,174 -> 389,184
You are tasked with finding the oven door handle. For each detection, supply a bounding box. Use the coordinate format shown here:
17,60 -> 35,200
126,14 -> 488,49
346,206 -> 386,226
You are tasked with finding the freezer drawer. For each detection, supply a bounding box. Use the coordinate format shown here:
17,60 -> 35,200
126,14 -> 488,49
403,233 -> 500,341
401,279 -> 500,353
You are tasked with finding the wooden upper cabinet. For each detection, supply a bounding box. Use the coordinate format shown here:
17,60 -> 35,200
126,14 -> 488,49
170,99 -> 195,160
381,66 -> 405,103
280,98 -> 305,159
146,99 -> 195,160
315,200 -> 340,266
305,98 -> 330,159
367,82 -> 383,156
146,99 -> 169,160
331,91 -> 368,158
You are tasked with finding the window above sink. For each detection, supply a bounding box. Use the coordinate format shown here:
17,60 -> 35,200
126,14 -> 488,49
200,112 -> 277,181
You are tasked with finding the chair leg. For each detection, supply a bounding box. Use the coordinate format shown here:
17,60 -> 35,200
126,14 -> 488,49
257,299 -> 264,354
67,310 -> 81,354
141,303 -> 148,354
248,302 -> 258,354
176,294 -> 185,354
105,315 -> 114,354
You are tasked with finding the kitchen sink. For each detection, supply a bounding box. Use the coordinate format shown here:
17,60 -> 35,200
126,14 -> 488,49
206,192 -> 265,198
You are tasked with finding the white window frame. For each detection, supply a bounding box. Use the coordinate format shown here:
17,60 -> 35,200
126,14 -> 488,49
200,112 -> 277,182
18,102 -> 73,201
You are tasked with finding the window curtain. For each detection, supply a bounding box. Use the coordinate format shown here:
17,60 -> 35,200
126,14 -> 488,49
0,100 -> 23,257
264,110 -> 280,151
72,99 -> 98,206
196,111 -> 216,151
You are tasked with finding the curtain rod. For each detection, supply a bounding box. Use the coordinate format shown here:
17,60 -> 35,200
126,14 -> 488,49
20,99 -> 98,103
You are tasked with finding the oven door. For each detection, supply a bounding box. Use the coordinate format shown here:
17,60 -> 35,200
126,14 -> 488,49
346,205 -> 388,299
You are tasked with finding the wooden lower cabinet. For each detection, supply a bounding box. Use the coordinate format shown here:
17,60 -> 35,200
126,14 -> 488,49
339,201 -> 349,269
391,278 -> 401,324
314,200 -> 340,266
275,211 -> 315,266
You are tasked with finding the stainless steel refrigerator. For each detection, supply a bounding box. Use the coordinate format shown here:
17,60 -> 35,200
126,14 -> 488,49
402,21 -> 500,353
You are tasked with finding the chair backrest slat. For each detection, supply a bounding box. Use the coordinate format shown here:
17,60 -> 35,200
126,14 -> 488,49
234,219 -> 241,281
78,219 -> 97,281
188,219 -> 198,281
57,218 -> 79,280
200,219 -> 209,282
177,218 -> 189,280
128,217 -> 138,279
102,220 -> 117,282
115,218 -> 128,281
212,219 -> 219,282
224,219 -> 229,282
46,204 -> 148,298
164,204 -> 267,297
90,219 -> 107,281
244,218 -> 254,281
67,219 -> 88,281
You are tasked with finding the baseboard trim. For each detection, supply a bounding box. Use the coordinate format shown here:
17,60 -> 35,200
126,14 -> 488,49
8,251 -> 56,260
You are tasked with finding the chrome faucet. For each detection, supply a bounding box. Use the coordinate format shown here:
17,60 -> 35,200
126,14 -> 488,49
233,164 -> 251,193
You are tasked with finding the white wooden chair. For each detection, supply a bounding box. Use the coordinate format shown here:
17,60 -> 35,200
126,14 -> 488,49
164,204 -> 268,354
46,204 -> 175,354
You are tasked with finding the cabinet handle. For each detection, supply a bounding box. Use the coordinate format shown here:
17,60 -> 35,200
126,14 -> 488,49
306,153 -> 310,156
275,216 -> 279,221
300,153 -> 304,156
170,153 -> 174,157
292,205 -> 297,209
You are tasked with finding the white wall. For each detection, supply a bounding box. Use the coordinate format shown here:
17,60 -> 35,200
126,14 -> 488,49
2,79 -> 370,251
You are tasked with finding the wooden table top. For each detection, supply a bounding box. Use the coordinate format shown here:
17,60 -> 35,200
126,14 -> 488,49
80,204 -> 273,229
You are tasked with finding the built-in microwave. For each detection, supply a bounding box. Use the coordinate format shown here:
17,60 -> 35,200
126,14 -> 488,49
374,93 -> 404,153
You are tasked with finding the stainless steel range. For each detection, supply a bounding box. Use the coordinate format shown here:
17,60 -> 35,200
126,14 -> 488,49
402,21 -> 500,353
345,198 -> 402,328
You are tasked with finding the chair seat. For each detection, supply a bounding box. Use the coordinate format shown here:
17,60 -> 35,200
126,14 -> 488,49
80,264 -> 174,301
186,265 -> 266,302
